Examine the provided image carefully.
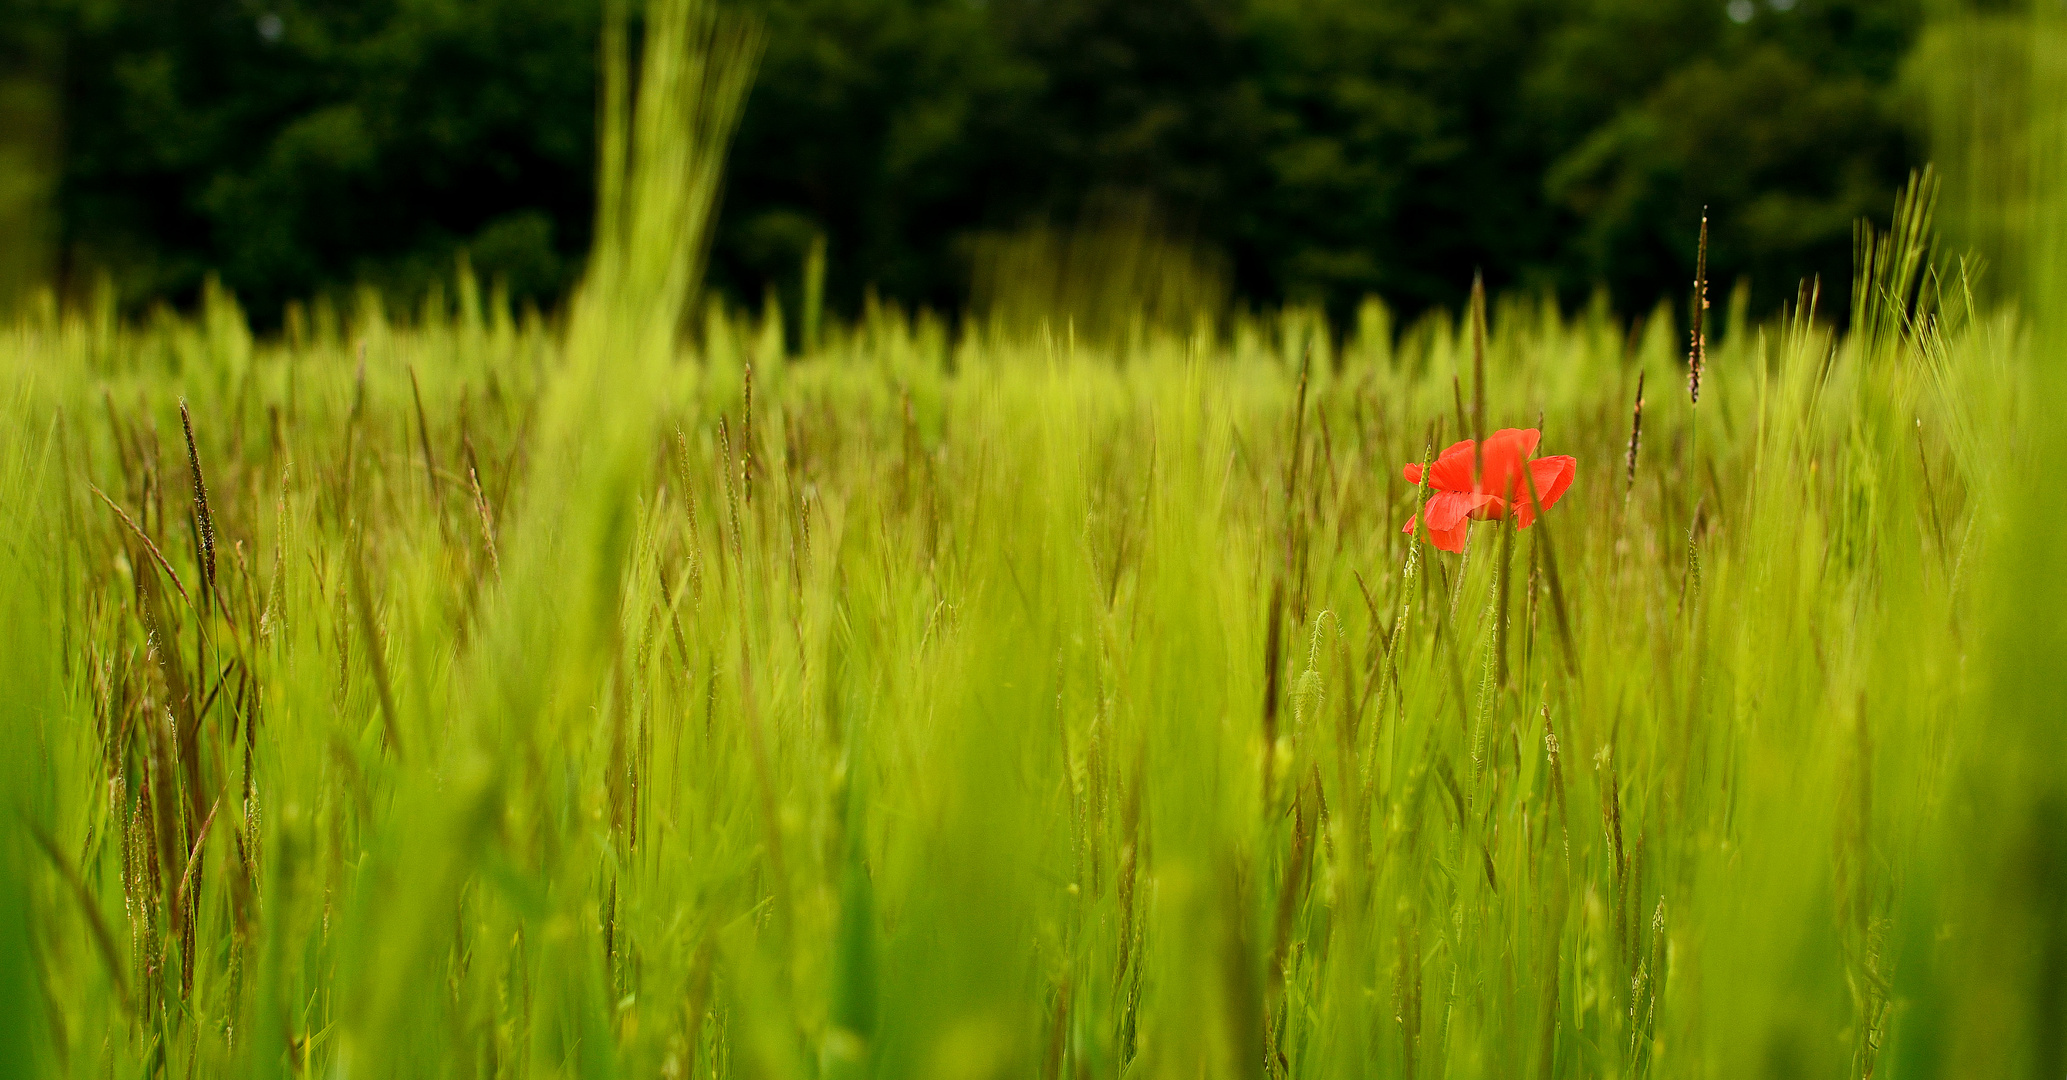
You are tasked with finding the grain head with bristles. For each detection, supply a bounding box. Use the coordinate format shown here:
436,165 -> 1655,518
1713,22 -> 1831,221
1688,211 -> 1709,406
178,400 -> 216,599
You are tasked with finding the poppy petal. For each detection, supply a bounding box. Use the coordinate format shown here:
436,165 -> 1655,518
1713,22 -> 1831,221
1468,496 -> 1510,521
1513,455 -> 1577,529
1427,490 -> 1495,531
1428,516 -> 1470,553
1405,510 -> 1470,551
1403,462 -> 1424,484
1476,429 -> 1542,500
1427,439 -> 1478,492
1493,428 -> 1543,458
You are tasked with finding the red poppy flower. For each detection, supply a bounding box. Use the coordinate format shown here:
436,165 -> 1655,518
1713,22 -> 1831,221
1400,428 -> 1576,553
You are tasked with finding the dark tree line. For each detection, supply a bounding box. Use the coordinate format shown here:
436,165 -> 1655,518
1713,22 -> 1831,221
3,0 -> 1924,324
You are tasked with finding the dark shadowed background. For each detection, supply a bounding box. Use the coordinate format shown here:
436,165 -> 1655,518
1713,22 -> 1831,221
0,0 -> 1926,325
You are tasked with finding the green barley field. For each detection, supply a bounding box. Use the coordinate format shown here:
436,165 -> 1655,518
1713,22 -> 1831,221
5,3 -> 2067,1078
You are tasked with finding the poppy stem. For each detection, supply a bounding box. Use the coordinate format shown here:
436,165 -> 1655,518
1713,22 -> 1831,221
1495,512 -> 1514,690
1521,462 -> 1580,679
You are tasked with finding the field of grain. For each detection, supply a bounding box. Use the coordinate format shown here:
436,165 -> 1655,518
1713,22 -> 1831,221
3,2 -> 2066,1078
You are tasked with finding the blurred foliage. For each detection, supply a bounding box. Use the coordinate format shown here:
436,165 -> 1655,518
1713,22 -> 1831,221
12,0 -> 600,315
7,0 -> 1923,322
